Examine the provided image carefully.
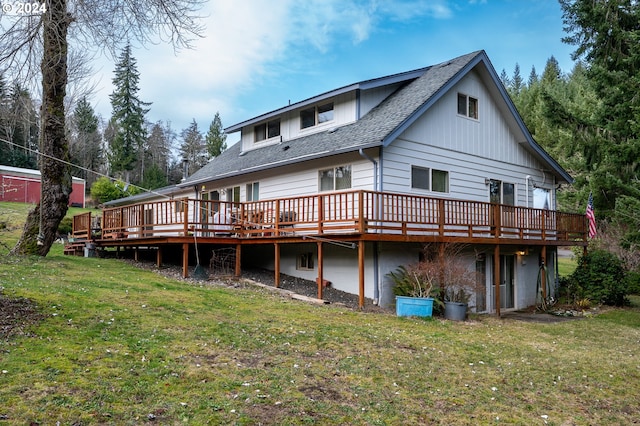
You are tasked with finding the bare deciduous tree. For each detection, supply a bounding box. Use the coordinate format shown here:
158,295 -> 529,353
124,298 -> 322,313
0,0 -> 205,255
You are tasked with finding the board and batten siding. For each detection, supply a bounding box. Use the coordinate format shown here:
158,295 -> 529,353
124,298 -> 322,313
382,70 -> 556,207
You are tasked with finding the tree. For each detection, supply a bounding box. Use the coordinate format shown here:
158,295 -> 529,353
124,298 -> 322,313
108,44 -> 150,182
560,0 -> 640,241
146,120 -> 175,180
69,96 -> 102,188
180,119 -> 207,176
1,0 -> 204,256
205,112 -> 227,158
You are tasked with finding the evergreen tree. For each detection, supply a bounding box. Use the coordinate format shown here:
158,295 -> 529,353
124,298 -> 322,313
560,0 -> 640,239
205,112 -> 227,158
180,119 -> 207,175
108,44 -> 150,181
146,120 -> 175,178
70,97 -> 102,187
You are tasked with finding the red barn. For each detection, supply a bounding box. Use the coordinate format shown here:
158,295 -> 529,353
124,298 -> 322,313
0,165 -> 86,207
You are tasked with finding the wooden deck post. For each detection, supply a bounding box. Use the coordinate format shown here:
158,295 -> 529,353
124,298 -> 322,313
182,243 -> 189,278
235,243 -> 241,277
317,241 -> 324,300
274,242 -> 280,288
358,240 -> 365,309
494,245 -> 501,317
541,245 -> 547,299
156,246 -> 162,268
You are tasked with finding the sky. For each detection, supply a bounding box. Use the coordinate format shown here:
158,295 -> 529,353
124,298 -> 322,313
88,0 -> 577,142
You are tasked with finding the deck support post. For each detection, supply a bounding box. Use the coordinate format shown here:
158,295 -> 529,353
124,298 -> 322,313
274,243 -> 280,288
156,246 -> 162,268
182,243 -> 189,278
134,247 -> 139,262
494,245 -> 501,317
317,241 -> 324,300
358,240 -> 365,309
235,243 -> 241,277
541,246 -> 547,300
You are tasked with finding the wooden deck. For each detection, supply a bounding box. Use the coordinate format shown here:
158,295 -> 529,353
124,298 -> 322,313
68,190 -> 587,311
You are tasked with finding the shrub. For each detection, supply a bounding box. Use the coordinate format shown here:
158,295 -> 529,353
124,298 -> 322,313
57,217 -> 72,236
566,249 -> 629,306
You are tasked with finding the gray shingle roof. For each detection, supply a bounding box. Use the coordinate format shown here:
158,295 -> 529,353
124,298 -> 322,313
182,50 -> 572,187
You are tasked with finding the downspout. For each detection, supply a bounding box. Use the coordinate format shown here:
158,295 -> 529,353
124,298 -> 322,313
359,148 -> 380,304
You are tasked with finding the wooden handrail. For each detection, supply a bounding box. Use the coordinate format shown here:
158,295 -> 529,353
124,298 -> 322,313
82,190 -> 588,243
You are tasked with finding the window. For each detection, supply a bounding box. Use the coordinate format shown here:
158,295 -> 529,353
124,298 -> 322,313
489,180 -> 515,205
254,119 -> 280,142
225,186 -> 240,203
319,165 -> 351,191
297,252 -> 314,270
411,166 -> 449,193
175,197 -> 188,213
457,93 -> 478,119
246,182 -> 259,201
301,102 -> 334,129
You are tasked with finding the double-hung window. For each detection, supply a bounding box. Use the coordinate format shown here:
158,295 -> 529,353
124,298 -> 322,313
457,93 -> 478,119
411,166 -> 449,193
301,102 -> 334,129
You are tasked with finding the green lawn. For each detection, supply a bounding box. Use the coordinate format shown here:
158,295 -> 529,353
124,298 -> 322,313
1,202 -> 639,424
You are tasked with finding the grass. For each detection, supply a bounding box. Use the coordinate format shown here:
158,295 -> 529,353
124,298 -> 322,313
1,202 -> 640,424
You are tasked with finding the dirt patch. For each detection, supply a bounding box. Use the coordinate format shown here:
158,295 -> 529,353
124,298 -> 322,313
0,294 -> 46,341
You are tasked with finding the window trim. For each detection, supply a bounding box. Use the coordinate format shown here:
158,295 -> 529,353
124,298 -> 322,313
318,164 -> 352,192
300,102 -> 334,130
254,119 -> 280,142
457,93 -> 479,120
411,166 -> 449,193
297,252 -> 315,270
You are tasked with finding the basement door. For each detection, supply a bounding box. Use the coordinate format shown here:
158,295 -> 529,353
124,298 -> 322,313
498,255 -> 515,310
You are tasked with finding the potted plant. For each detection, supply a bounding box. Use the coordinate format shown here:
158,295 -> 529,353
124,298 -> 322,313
432,243 -> 480,321
388,263 -> 440,317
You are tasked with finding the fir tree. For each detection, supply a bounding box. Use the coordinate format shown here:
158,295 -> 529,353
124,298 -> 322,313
205,112 -> 227,158
180,119 -> 207,176
108,44 -> 150,180
70,97 -> 102,187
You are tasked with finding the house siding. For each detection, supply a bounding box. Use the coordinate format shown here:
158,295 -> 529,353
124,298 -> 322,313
382,71 -> 556,208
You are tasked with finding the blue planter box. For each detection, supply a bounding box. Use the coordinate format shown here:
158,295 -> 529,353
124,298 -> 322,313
396,296 -> 434,317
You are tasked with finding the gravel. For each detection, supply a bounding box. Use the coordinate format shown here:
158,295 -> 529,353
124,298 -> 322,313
123,260 -> 391,314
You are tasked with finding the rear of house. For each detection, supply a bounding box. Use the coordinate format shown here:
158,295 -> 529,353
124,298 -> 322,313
171,50 -> 580,312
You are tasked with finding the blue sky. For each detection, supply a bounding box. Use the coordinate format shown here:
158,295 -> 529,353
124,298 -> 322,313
90,0 -> 576,141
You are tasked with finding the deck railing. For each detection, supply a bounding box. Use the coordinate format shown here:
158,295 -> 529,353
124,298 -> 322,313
89,190 -> 587,243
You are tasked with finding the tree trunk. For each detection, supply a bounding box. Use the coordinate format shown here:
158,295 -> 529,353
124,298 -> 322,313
11,0 -> 71,256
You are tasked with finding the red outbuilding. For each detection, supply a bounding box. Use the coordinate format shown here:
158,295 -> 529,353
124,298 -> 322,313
0,165 -> 86,207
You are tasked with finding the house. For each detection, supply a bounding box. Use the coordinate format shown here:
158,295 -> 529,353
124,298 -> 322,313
0,165 -> 86,207
76,50 -> 587,314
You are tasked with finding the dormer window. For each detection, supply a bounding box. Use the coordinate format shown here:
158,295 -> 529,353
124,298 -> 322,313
300,102 -> 334,129
457,93 -> 478,119
254,119 -> 280,142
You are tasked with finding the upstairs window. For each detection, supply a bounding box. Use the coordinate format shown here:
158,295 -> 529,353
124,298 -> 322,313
457,93 -> 478,119
319,165 -> 351,191
411,166 -> 449,193
301,102 -> 334,129
254,119 -> 280,142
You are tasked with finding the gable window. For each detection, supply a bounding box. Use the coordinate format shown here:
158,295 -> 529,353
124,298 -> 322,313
457,93 -> 478,119
246,182 -> 259,201
301,102 -> 334,129
411,166 -> 449,193
297,252 -> 314,270
319,165 -> 351,191
254,119 -> 280,142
